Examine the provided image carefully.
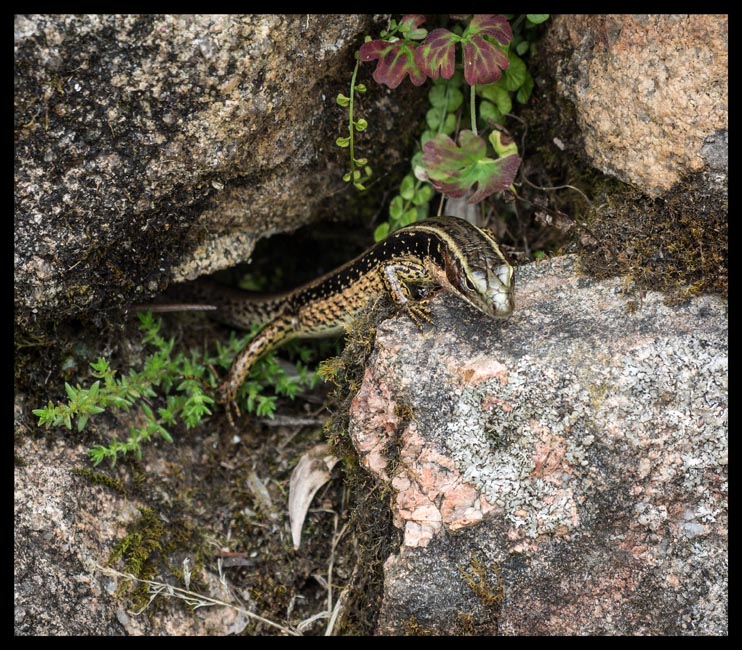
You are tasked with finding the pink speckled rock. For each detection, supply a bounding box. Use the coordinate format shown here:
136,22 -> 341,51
542,15 -> 727,198
349,255 -> 727,635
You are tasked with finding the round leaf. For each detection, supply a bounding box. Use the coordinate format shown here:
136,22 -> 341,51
389,195 -> 405,219
400,208 -> 418,226
400,174 -> 416,200
441,113 -> 457,136
446,87 -> 464,112
479,100 -> 501,124
428,84 -> 448,108
336,136 -> 350,148
374,223 -> 390,241
412,182 -> 434,206
426,107 -> 442,130
336,94 -> 350,107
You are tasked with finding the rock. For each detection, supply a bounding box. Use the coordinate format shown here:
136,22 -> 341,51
349,255 -> 727,635
14,15 -> 425,331
541,15 -> 728,198
14,395 -> 303,636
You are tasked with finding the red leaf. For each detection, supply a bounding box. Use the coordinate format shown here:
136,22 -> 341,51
462,36 -> 510,85
461,14 -> 512,85
399,14 -> 428,40
421,130 -> 520,204
468,14 -> 512,45
414,28 -> 459,81
359,40 -> 426,89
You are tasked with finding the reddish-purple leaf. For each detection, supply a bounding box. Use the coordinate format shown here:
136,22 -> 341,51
359,40 -> 426,89
414,28 -> 459,81
462,36 -> 511,85
399,14 -> 428,40
421,130 -> 520,204
460,14 -> 512,85
468,14 -> 512,45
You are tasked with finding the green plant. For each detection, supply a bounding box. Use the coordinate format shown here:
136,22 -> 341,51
335,14 -> 550,240
33,311 -> 321,465
336,56 -> 372,191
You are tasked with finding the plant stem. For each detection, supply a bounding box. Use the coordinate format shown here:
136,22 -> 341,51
348,57 -> 360,182
470,84 -> 477,136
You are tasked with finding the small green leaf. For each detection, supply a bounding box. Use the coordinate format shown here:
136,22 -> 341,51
516,40 -> 529,56
354,83 -> 366,93
428,84 -> 448,109
159,428 -> 173,443
412,183 -> 434,206
446,87 -> 464,112
342,172 -> 351,182
77,414 -> 89,432
65,382 -> 76,400
400,174 -> 416,200
400,208 -> 418,227
336,136 -> 350,148
90,358 -> 109,373
389,195 -> 405,219
502,53 -> 527,91
526,14 -> 549,25
420,129 -> 435,146
355,118 -> 368,132
354,157 -> 368,166
480,84 -> 512,115
516,71 -> 534,104
426,107 -> 441,130
479,100 -> 501,124
336,94 -> 350,107
441,113 -> 457,136
374,223 -> 390,242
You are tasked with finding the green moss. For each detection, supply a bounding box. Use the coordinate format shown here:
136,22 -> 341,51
458,555 -> 504,633
107,504 -> 208,611
402,616 -> 434,636
71,467 -> 128,497
314,297 -> 402,635
578,172 -> 728,301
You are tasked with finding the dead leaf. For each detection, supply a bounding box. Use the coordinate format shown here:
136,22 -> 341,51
289,444 -> 339,550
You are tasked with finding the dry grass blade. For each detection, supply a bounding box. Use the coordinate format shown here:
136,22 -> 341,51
96,565 -> 301,636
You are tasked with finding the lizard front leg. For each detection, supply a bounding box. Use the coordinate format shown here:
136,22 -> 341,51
380,257 -> 435,329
